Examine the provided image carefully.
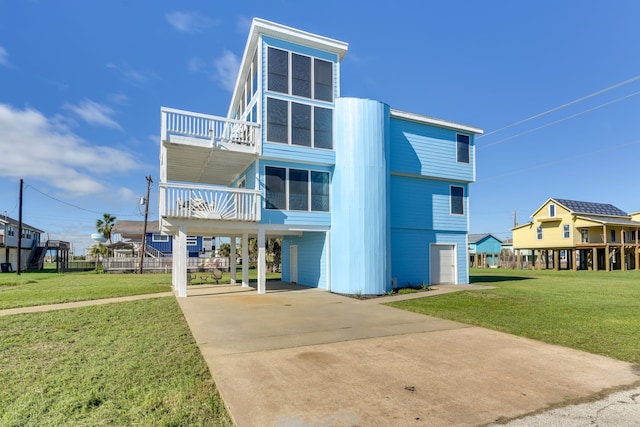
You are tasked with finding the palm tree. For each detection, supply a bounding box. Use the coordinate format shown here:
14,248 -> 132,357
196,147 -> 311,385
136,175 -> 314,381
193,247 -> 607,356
89,243 -> 107,269
96,213 -> 116,244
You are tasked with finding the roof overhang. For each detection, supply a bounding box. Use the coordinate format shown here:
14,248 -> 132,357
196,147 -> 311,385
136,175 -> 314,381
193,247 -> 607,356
390,109 -> 483,135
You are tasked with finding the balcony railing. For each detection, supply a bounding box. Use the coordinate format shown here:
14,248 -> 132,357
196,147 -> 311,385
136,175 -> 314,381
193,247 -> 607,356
161,107 -> 260,152
160,183 -> 261,222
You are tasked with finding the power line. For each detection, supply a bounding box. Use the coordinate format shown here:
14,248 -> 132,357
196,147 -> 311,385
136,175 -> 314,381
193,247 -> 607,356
478,89 -> 640,150
478,73 -> 640,140
477,138 -> 640,183
25,184 -> 142,217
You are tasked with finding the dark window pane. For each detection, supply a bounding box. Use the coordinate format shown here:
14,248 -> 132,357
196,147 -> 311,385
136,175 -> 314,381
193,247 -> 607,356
314,59 -> 333,102
292,54 -> 311,98
457,134 -> 470,163
289,169 -> 309,211
265,167 -> 286,210
267,98 -> 288,143
314,107 -> 333,149
451,186 -> 464,215
311,171 -> 330,211
268,48 -> 288,93
291,102 -> 311,147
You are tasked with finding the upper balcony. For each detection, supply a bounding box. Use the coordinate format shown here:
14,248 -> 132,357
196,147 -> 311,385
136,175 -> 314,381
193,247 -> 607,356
161,107 -> 261,185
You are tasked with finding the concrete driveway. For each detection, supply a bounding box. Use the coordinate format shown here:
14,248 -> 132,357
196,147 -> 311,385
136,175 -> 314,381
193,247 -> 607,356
177,283 -> 639,426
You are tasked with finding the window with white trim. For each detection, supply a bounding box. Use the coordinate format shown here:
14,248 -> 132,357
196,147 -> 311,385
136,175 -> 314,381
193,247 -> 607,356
450,186 -> 464,215
563,224 -> 570,239
152,234 -> 169,243
580,228 -> 589,243
549,203 -> 556,217
537,226 -> 543,240
265,166 -> 329,212
186,237 -> 198,246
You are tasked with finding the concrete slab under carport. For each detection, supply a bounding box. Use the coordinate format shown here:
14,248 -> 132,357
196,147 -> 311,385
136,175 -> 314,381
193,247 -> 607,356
177,282 -> 640,426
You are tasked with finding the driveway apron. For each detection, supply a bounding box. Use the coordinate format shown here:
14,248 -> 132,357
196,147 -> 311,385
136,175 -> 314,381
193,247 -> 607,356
176,284 -> 639,426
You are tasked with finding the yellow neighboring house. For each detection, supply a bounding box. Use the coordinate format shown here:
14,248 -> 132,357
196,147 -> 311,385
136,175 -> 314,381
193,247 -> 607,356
512,198 -> 640,271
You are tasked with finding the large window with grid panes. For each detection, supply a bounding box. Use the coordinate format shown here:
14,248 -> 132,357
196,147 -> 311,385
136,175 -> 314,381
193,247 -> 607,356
266,46 -> 334,149
265,166 -> 330,212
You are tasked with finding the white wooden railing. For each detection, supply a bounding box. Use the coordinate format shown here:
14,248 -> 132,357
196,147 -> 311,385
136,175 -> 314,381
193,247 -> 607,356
161,106 -> 260,151
160,183 -> 261,222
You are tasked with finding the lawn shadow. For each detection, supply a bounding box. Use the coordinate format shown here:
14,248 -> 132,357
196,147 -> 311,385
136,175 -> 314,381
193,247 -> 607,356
470,275 -> 533,284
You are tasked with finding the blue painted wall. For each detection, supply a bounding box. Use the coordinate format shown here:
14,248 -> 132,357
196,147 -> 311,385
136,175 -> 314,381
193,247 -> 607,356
472,236 -> 502,254
390,117 -> 474,182
282,231 -> 327,288
331,98 -> 391,294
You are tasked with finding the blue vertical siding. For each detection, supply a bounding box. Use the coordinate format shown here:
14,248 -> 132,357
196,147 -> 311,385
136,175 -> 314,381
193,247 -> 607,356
331,98 -> 391,295
282,232 -> 327,288
390,117 -> 474,182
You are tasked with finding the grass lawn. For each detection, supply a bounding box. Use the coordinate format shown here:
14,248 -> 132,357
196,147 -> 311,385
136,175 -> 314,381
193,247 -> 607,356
0,297 -> 232,426
386,268 -> 640,364
0,271 -> 172,310
0,268 -> 282,310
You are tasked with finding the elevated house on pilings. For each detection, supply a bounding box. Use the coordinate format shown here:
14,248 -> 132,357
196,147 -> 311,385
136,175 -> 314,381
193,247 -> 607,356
159,18 -> 483,297
512,198 -> 640,271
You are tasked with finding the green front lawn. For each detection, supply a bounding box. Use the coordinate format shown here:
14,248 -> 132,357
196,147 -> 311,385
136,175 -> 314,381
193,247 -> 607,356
0,297 -> 232,426
0,271 -> 172,310
386,268 -> 640,364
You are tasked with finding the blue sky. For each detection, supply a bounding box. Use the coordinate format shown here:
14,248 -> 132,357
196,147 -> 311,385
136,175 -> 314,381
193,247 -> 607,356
1,0 -> 639,253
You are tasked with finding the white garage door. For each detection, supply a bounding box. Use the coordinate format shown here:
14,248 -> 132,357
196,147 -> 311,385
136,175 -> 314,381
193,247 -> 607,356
430,244 -> 456,285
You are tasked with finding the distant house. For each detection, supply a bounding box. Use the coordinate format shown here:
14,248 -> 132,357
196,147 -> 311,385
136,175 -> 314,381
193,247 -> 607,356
112,220 -> 217,258
0,215 -> 46,271
512,198 -> 640,271
468,233 -> 502,267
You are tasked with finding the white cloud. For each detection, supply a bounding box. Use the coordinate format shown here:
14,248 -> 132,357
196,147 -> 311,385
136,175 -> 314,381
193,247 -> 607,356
188,56 -> 205,73
63,99 -> 122,130
108,92 -> 129,106
236,15 -> 252,34
212,50 -> 240,91
106,62 -> 156,87
0,45 -> 8,67
165,11 -> 216,33
0,104 -> 140,196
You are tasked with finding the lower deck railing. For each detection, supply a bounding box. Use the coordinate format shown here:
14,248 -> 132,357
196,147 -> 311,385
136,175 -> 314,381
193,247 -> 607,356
160,183 -> 261,222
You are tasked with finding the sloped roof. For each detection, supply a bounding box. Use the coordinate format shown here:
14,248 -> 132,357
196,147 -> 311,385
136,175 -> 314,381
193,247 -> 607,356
575,215 -> 640,227
0,215 -> 44,233
468,233 -> 502,244
112,220 -> 160,238
553,198 -> 628,217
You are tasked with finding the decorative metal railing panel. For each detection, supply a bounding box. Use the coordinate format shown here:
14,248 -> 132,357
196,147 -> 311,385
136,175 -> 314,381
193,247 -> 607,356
160,183 -> 260,222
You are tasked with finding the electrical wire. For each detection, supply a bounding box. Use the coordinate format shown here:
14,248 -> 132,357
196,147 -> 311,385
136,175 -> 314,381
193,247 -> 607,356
25,184 -> 142,217
478,89 -> 640,150
478,73 -> 640,140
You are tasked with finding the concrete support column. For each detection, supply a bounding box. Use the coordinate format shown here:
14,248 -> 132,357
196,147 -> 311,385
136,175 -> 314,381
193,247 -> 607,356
175,226 -> 187,297
257,229 -> 266,294
229,235 -> 237,284
242,233 -> 249,288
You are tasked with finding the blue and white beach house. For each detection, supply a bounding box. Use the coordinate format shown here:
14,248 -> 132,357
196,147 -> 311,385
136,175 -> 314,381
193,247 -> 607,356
160,18 -> 483,297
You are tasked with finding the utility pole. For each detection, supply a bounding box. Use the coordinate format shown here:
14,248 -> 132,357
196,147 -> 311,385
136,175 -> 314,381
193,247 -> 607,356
17,179 -> 23,275
513,210 -> 518,228
138,175 -> 153,274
